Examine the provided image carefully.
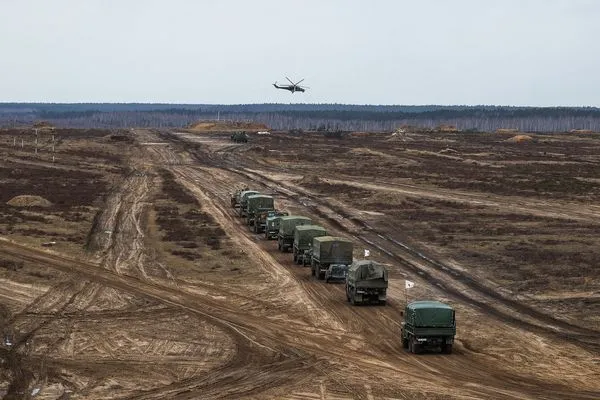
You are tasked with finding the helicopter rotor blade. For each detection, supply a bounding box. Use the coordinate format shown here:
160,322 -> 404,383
285,76 -> 295,85
295,79 -> 305,85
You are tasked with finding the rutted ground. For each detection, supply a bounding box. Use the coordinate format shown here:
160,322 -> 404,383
0,127 -> 599,399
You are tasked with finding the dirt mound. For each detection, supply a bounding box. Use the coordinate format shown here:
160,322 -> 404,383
7,195 -> 53,207
506,135 -> 533,143
439,148 -> 459,154
187,120 -> 269,133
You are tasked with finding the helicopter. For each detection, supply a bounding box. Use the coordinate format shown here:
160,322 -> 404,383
273,77 -> 309,93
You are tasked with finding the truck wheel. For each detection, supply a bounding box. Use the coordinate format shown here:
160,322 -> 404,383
379,300 -> 387,306
278,241 -> 282,251
411,338 -> 421,354
442,344 -> 453,354
402,337 -> 409,349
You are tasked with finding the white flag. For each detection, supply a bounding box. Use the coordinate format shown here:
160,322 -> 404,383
364,249 -> 370,257
405,280 -> 415,289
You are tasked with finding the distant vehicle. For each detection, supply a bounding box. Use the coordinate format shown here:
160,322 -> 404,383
324,263 -> 349,283
230,186 -> 250,208
293,225 -> 327,265
277,216 -> 312,252
401,300 -> 456,354
311,236 -> 353,280
246,195 -> 275,228
273,77 -> 309,93
345,260 -> 387,304
265,212 -> 289,240
237,190 -> 260,218
230,131 -> 248,143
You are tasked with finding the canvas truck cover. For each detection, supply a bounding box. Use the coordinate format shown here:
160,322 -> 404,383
347,260 -> 388,287
312,236 -> 353,264
293,225 -> 327,249
246,195 -> 274,213
405,301 -> 455,328
266,214 -> 286,230
278,216 -> 312,236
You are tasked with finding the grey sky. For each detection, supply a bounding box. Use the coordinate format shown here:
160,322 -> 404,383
1,0 -> 599,105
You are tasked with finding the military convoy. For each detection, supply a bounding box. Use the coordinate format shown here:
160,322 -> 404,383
293,225 -> 327,265
230,185 -> 456,355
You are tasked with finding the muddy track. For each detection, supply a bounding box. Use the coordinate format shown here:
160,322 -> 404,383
0,239 -> 309,396
167,165 -> 600,400
162,132 -> 600,354
234,165 -> 600,351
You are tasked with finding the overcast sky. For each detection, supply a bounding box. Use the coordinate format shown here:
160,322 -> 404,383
1,0 -> 598,105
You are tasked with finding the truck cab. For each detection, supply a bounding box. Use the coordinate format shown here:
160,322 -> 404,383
401,300 -> 456,354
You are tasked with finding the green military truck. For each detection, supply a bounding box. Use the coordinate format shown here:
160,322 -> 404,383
345,260 -> 388,304
293,225 -> 327,265
237,190 -> 260,217
246,194 -> 275,228
401,300 -> 456,354
277,216 -> 312,252
254,210 -> 287,234
311,236 -> 353,280
264,213 -> 289,240
230,186 -> 250,208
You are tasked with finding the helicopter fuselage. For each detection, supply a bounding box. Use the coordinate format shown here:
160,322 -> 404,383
273,83 -> 305,93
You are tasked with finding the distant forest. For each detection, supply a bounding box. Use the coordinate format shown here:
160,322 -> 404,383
2,103 -> 600,132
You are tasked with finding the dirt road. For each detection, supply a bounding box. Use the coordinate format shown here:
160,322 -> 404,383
1,128 -> 599,399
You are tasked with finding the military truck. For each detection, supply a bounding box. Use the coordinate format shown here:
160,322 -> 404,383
324,264 -> 349,283
401,300 -> 456,354
345,260 -> 388,304
265,213 -> 289,240
246,194 -> 274,228
252,209 -> 285,234
237,190 -> 260,217
277,216 -> 312,252
230,131 -> 248,143
311,236 -> 353,280
293,225 -> 327,265
230,186 -> 250,208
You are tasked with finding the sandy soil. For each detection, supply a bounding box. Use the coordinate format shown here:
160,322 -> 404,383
0,127 -> 599,399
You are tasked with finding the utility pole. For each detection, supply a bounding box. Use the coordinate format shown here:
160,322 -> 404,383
13,137 -> 16,147
34,128 -> 38,155
52,134 -> 55,162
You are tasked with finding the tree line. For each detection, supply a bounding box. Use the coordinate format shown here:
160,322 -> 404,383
1,103 -> 600,132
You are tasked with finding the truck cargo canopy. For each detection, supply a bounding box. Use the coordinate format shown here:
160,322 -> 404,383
348,260 -> 388,281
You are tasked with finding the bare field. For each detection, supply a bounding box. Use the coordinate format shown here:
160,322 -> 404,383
1,127 -> 600,399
